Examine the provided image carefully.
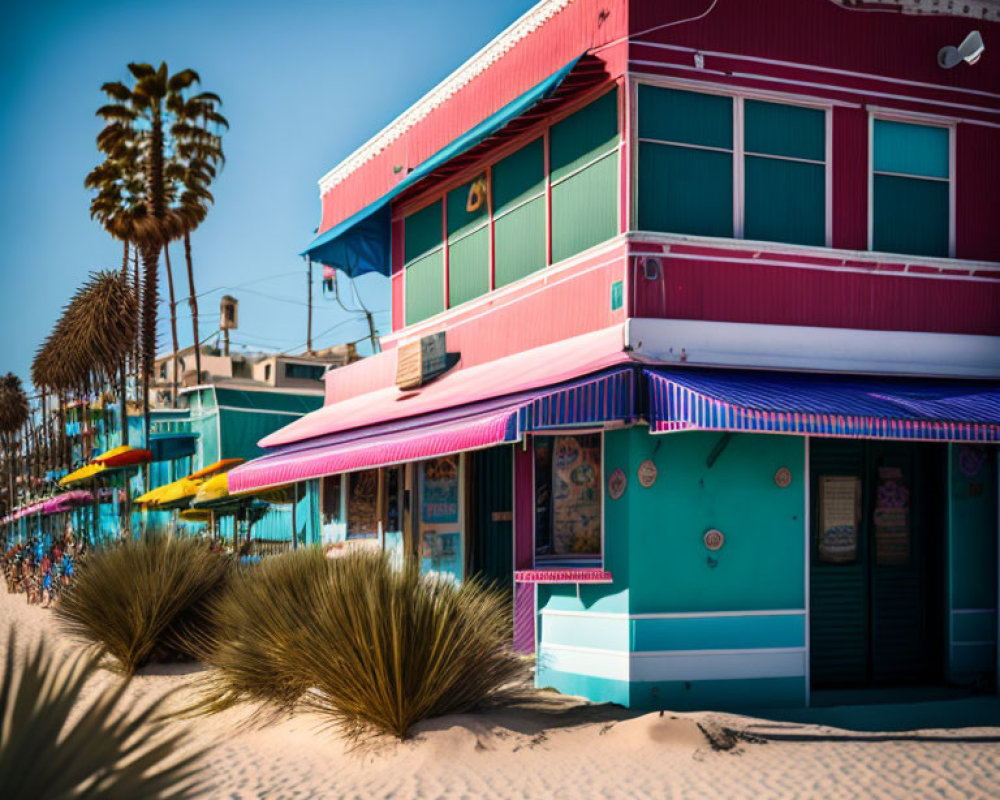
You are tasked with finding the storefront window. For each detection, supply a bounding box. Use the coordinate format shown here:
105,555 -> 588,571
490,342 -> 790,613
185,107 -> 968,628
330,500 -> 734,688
418,455 -> 463,581
346,469 -> 378,539
534,433 -> 602,567
321,474 -> 341,526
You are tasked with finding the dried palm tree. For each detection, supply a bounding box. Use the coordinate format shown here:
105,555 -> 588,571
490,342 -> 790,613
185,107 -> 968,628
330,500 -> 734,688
90,62 -> 226,449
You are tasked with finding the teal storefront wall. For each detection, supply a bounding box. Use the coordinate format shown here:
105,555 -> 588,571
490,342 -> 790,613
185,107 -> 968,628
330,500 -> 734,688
947,444 -> 998,685
536,426 -> 808,710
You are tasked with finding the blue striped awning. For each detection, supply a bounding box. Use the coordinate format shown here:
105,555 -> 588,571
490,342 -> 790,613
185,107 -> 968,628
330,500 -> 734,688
645,368 -> 1000,442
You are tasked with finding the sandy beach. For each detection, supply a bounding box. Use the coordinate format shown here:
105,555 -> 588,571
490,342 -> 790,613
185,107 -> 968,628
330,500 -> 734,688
4,588 -> 999,800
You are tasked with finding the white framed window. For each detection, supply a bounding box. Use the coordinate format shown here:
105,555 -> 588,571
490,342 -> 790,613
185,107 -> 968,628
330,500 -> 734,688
634,79 -> 831,249
868,114 -> 954,259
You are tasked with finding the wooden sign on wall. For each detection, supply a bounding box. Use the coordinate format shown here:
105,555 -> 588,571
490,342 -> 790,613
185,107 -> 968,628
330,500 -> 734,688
396,331 -> 455,390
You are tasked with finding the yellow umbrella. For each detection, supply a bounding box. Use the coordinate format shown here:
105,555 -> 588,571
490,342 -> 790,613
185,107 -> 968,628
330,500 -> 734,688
60,463 -> 106,487
137,459 -> 245,511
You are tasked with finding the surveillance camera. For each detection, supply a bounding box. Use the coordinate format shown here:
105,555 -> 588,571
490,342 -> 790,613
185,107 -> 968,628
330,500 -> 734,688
938,30 -> 985,69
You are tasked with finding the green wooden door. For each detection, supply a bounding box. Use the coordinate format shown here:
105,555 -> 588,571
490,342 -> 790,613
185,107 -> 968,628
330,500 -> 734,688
469,446 -> 514,591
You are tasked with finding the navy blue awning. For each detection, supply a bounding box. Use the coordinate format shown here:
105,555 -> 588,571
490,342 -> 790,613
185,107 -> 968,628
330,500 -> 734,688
645,368 -> 1000,442
302,56 -> 583,278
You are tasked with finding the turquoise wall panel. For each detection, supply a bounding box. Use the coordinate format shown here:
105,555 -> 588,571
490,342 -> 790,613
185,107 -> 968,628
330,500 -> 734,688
630,614 -> 806,651
447,226 -> 489,308
405,249 -> 445,325
952,611 -> 997,643
872,174 -> 949,257
494,196 -> 546,288
744,100 -> 825,161
540,613 -> 631,650
535,667 -> 631,707
628,676 -> 806,711
492,138 -> 544,214
639,85 -> 732,149
549,90 -> 618,181
550,151 -> 618,263
744,156 -> 825,246
404,201 -> 443,261
638,142 -> 733,237
874,119 -> 949,178
624,428 -> 805,614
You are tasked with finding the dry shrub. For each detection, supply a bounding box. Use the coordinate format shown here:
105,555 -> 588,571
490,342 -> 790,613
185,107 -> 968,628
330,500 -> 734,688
57,534 -> 229,674
0,627 -> 206,799
199,548 -> 526,739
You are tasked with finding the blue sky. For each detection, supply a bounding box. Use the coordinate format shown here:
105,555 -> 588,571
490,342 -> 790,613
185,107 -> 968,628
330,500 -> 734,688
0,0 -> 530,386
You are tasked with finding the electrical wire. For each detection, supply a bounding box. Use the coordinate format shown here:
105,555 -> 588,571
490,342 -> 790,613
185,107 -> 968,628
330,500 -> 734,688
592,0 -> 719,53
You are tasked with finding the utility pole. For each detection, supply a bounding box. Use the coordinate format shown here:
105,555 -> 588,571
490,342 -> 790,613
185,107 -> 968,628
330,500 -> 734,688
306,257 -> 314,355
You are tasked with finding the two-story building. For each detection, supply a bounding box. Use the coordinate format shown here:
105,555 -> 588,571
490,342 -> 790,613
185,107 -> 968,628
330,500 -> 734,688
228,0 -> 1000,710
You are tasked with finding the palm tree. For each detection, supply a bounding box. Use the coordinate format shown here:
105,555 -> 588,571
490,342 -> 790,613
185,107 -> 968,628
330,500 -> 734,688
90,63 -> 226,449
0,374 -> 29,520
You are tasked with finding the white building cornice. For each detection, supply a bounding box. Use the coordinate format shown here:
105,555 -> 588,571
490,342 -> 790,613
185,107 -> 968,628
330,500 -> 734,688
317,0 -> 575,197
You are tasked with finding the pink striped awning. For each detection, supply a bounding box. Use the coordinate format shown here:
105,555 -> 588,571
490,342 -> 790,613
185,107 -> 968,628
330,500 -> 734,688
228,367 -> 635,493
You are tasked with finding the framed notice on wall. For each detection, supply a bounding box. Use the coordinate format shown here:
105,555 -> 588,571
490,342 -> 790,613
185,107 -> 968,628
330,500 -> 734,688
818,475 -> 861,563
873,465 -> 910,566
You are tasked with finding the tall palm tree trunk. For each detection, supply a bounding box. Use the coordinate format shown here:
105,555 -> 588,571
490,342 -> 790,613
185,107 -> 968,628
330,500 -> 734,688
163,244 -> 180,408
183,233 -> 202,384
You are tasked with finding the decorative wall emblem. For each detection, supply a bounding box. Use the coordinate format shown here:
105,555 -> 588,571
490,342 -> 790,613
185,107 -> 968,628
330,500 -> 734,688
958,446 -> 986,478
607,468 -> 626,500
703,528 -> 725,551
774,467 -> 792,488
638,459 -> 658,488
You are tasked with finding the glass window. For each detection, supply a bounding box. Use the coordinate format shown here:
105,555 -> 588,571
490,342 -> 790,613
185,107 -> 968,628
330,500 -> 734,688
404,201 -> 445,325
321,474 -> 341,526
534,433 -> 602,567
446,175 -> 490,307
284,363 -> 325,381
744,100 -> 825,246
346,469 -> 379,539
872,119 -> 950,257
638,86 -> 734,238
493,138 -> 546,288
550,90 -> 619,263
418,455 -> 463,582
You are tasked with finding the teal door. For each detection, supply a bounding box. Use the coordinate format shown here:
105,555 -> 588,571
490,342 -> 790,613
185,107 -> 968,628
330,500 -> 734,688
810,440 -> 946,689
468,446 -> 514,591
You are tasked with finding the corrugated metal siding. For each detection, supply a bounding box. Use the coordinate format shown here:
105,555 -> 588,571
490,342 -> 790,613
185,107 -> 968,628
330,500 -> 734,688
494,196 -> 546,288
832,107 -> 868,251
632,251 -> 1000,335
957,124 -> 1000,262
404,250 -> 445,325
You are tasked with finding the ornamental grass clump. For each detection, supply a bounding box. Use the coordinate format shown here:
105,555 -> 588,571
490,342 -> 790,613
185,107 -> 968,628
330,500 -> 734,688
57,534 -> 229,674
199,548 -> 526,740
0,627 -> 205,799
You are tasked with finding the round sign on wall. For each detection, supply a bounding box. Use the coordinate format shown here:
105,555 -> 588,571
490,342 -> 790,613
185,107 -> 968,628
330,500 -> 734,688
638,459 -> 658,488
774,467 -> 792,488
704,528 -> 725,551
607,468 -> 627,500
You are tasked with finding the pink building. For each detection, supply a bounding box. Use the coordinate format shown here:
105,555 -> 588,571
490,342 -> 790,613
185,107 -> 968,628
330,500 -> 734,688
231,0 -> 1000,709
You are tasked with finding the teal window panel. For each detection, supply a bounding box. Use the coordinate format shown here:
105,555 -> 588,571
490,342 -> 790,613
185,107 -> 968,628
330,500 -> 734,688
404,249 -> 444,325
493,138 -> 545,215
874,119 -> 949,178
638,142 -> 733,238
550,90 -> 619,182
447,226 -> 489,308
744,156 -> 825,246
551,151 -> 619,263
404,201 -> 443,262
494,195 -> 546,288
873,174 -> 949,257
638,85 -> 732,149
744,100 -> 825,161
447,175 -> 489,240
